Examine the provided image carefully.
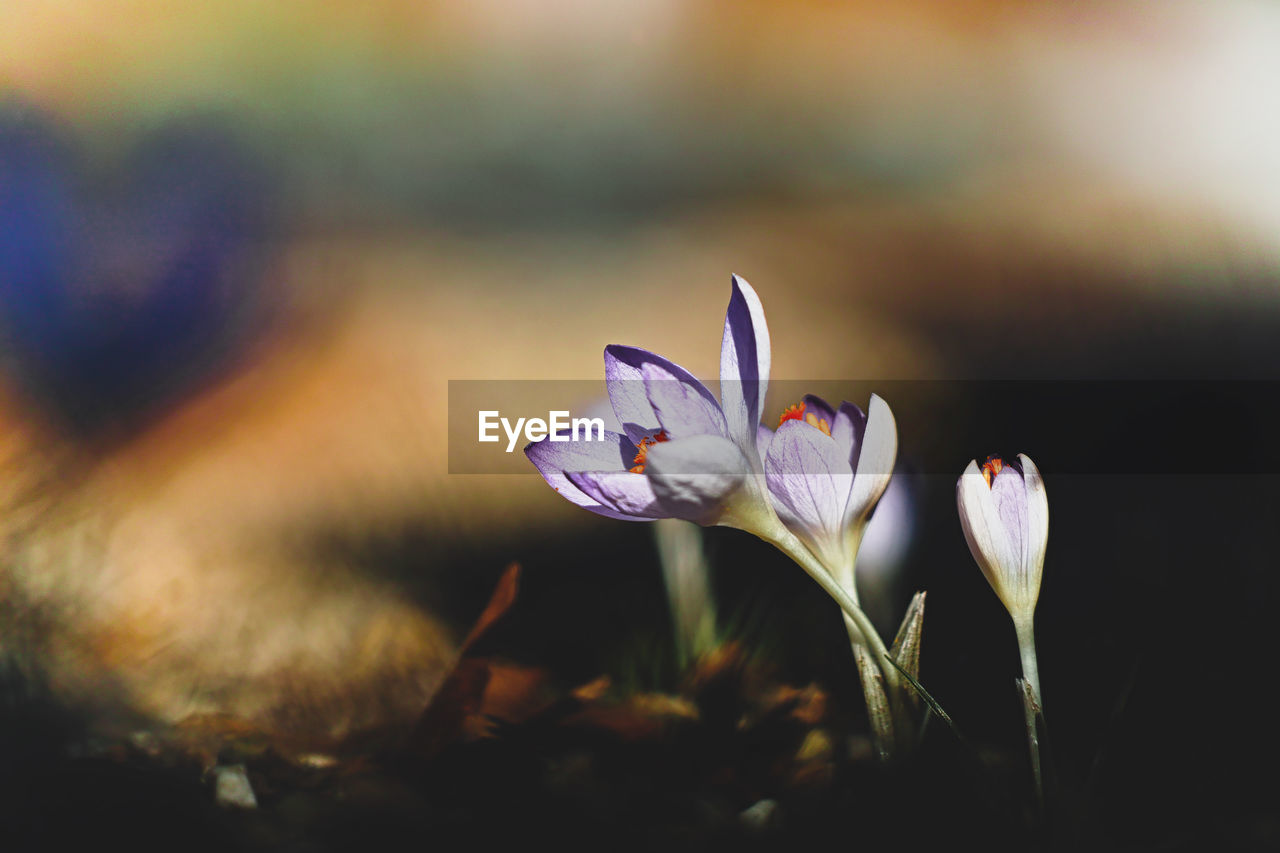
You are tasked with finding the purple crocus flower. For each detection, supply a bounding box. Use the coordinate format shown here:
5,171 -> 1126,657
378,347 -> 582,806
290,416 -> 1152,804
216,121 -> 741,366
526,276 -> 899,591
956,453 -> 1049,630
957,452 -> 1049,704
759,392 -> 897,598
525,275 -> 768,527
526,274 -> 908,739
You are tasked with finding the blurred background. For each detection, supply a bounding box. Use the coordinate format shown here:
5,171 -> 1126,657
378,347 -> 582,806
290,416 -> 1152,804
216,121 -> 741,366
2,1 -> 1280,849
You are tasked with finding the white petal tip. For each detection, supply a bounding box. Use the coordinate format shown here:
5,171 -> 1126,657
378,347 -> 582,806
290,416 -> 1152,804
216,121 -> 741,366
730,273 -> 756,295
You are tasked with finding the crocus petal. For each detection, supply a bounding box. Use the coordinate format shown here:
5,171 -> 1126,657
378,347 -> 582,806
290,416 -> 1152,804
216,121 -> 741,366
830,400 -> 867,462
801,394 -> 836,426
755,423 -> 775,462
764,419 -> 853,566
1018,452 -> 1049,598
644,434 -> 753,525
641,361 -> 728,440
526,430 -> 648,520
719,275 -> 771,453
989,463 -> 1028,569
567,469 -> 667,520
956,460 -> 1020,601
524,428 -> 636,477
844,394 -> 897,530
605,345 -> 717,446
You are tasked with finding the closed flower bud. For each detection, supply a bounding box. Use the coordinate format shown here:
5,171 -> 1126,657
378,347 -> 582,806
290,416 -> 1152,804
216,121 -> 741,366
956,453 -> 1048,630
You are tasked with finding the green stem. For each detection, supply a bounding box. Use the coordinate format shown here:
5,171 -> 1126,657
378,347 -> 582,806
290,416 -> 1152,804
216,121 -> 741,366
767,525 -> 918,756
765,526 -> 899,696
1016,618 -> 1042,707
1015,617 -> 1045,820
1019,678 -> 1045,820
719,489 -> 905,752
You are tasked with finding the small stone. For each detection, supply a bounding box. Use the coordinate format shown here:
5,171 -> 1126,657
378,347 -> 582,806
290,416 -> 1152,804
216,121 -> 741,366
213,764 -> 258,809
738,798 -> 779,831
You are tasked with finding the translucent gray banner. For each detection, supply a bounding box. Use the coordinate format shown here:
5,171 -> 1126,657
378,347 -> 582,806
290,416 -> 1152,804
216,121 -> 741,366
448,380 -> 1279,475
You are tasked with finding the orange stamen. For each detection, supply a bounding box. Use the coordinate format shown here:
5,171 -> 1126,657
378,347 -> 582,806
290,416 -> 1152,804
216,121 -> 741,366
778,401 -> 831,436
805,411 -> 832,436
629,430 -> 669,473
779,402 -> 806,426
981,455 -> 1005,487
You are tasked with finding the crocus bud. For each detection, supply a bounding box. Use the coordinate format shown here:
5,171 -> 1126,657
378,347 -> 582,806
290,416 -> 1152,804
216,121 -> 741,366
956,453 -> 1048,629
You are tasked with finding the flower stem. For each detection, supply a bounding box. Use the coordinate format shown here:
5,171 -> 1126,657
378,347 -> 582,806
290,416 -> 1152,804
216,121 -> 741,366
1015,618 -> 1042,708
654,519 -> 717,667
757,525 -> 914,758
1015,618 -> 1046,820
767,526 -> 899,695
720,490 -> 906,754
1019,678 -> 1045,820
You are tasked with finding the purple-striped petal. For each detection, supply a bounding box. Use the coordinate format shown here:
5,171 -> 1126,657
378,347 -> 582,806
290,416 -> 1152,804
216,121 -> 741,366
644,434 -> 752,524
1018,453 -> 1050,594
956,460 -> 1019,595
719,275 -> 771,452
567,469 -> 667,520
641,361 -> 728,440
990,459 -> 1029,568
831,400 -> 868,462
525,430 -> 646,520
801,395 -> 837,430
845,394 -> 897,529
764,419 -> 853,566
755,423 -> 775,463
605,344 -> 717,446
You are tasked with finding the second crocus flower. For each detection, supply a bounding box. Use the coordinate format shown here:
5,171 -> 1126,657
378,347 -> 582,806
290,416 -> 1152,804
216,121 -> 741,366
957,452 -> 1048,698
761,393 -> 897,602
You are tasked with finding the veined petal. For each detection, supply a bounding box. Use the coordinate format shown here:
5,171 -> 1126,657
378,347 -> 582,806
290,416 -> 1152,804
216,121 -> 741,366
1018,452 -> 1049,598
719,275 -> 771,453
605,345 -> 716,446
525,430 -> 647,520
641,361 -> 728,440
989,462 -> 1029,571
801,394 -> 836,430
525,428 -> 635,475
567,469 -> 667,520
755,423 -> 775,463
764,419 -> 852,566
831,400 -> 867,461
956,460 -> 1020,602
644,434 -> 753,525
845,394 -> 897,530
